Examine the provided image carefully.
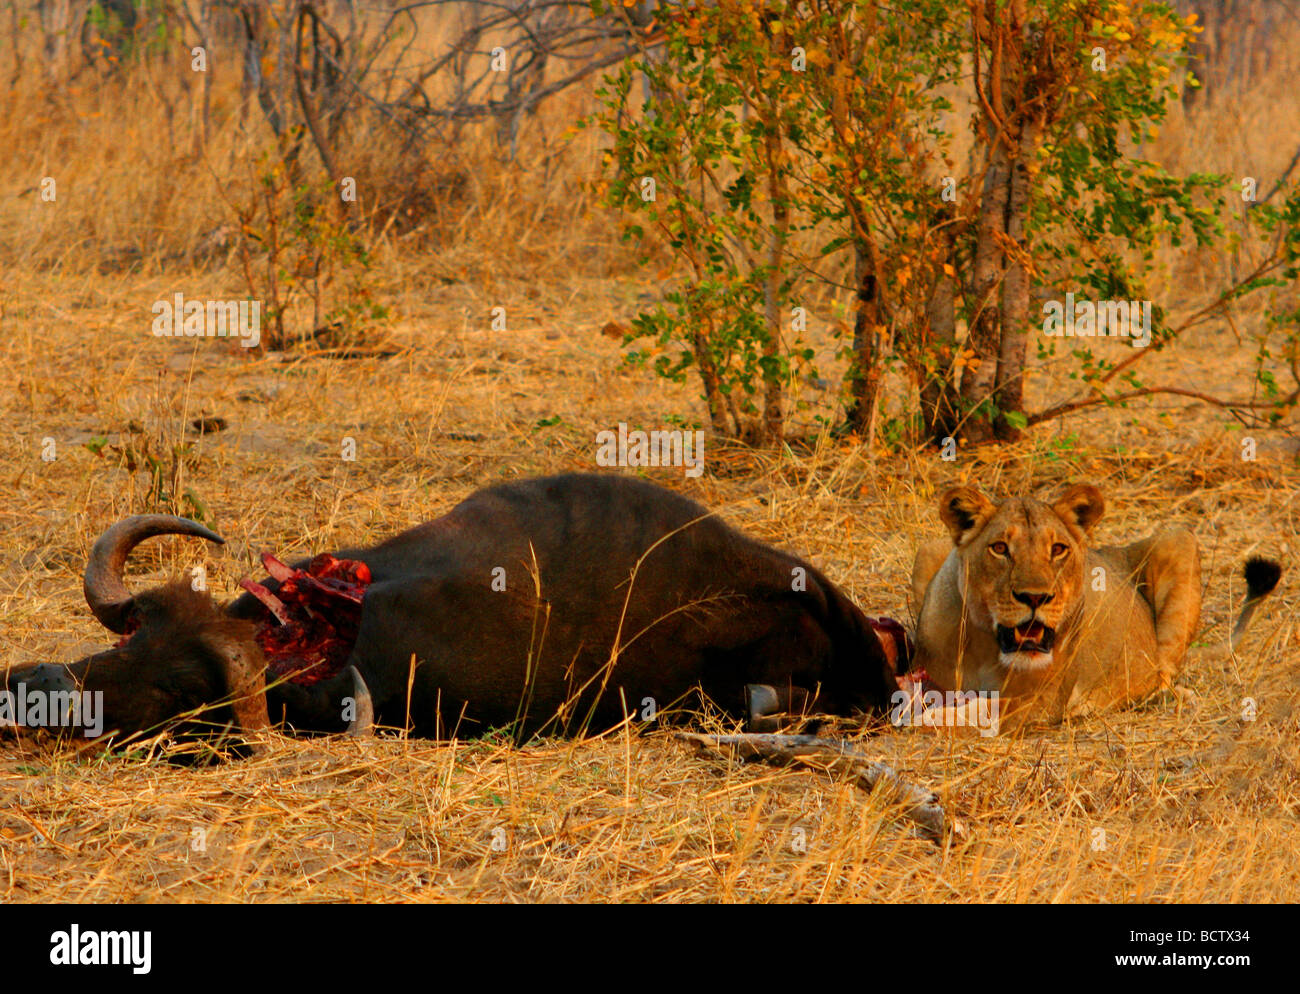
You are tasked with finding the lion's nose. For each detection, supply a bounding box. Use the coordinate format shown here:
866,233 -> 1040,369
1013,591 -> 1054,609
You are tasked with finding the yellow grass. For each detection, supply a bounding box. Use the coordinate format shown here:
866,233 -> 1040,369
1,10 -> 1298,903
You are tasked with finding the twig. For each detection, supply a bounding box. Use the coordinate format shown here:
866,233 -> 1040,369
1256,140 -> 1300,206
1027,383 -> 1300,426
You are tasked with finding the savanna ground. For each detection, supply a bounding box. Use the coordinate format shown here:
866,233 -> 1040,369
1,6 -> 1298,903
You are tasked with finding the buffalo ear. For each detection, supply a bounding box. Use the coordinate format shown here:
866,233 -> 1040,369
938,486 -> 995,546
204,629 -> 271,740
1052,484 -> 1105,537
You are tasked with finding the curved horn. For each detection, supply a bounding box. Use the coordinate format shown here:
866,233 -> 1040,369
345,666 -> 374,737
83,515 -> 225,633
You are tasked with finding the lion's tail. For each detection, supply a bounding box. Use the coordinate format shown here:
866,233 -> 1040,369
1228,556 -> 1283,652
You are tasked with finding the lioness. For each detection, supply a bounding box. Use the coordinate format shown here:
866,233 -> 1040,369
907,484 -> 1280,732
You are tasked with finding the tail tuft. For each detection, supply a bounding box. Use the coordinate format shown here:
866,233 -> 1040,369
1244,557 -> 1282,601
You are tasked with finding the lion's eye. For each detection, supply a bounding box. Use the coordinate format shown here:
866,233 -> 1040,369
989,541 -> 1009,557
1051,543 -> 1069,558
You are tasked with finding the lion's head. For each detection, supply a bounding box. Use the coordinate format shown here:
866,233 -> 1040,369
937,484 -> 1104,673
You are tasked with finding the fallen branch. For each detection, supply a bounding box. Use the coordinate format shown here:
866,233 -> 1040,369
675,732 -> 960,844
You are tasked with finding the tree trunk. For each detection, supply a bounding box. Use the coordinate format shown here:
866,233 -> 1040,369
994,126 -> 1035,441
760,270 -> 785,446
844,245 -> 883,446
8,1 -> 25,86
692,317 -> 734,438
190,0 -> 213,158
760,97 -> 789,446
40,0 -> 72,81
960,140 -> 1010,443
920,218 -> 961,442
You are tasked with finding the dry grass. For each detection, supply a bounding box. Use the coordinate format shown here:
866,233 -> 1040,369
2,12 -> 1299,903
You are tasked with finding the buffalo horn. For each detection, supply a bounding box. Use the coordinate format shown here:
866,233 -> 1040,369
84,515 -> 225,633
345,666 -> 374,736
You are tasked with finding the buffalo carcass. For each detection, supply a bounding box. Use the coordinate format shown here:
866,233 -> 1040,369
4,473 -> 904,744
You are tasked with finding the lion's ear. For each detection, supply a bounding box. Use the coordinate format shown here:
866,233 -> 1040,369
938,486 -> 995,545
1052,484 -> 1105,536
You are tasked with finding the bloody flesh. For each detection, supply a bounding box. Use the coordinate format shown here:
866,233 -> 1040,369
865,615 -> 914,684
239,553 -> 371,685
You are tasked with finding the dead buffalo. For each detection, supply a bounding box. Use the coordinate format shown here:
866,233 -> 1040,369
3,474 -> 902,745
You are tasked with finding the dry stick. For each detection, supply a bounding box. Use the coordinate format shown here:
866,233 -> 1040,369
1256,139 -> 1300,207
674,732 -> 958,844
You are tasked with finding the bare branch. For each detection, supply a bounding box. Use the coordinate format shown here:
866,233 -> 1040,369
675,732 -> 959,843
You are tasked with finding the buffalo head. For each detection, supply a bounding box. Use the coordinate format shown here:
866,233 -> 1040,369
3,516 -> 274,744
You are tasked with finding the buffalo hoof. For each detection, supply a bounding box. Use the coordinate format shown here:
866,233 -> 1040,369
745,684 -> 783,733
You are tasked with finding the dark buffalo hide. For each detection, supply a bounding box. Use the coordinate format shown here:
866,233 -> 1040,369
4,474 -> 896,743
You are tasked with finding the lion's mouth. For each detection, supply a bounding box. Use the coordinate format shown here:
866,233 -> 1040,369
996,619 -> 1056,656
